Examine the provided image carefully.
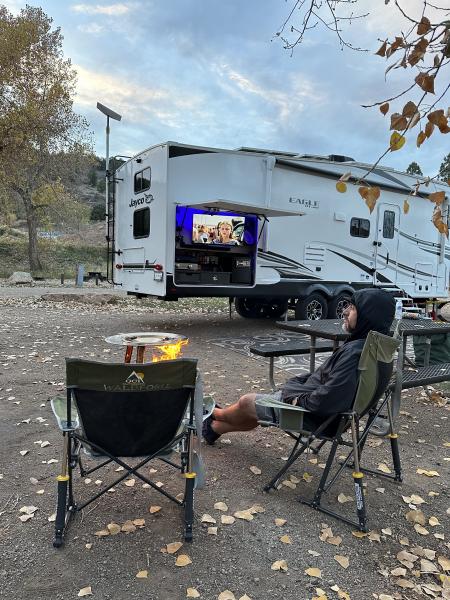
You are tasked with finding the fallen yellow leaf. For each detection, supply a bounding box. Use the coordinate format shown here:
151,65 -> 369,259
337,493 -> 353,504
234,510 -> 253,521
201,514 -> 216,524
221,515 -> 235,525
334,555 -> 349,569
124,478 -> 135,487
106,522 -> 121,535
78,587 -> 93,597
186,588 -> 200,598
305,567 -> 322,578
94,529 -> 109,537
416,468 -> 439,477
218,592 -> 236,600
149,505 -> 162,514
377,463 -> 391,474
175,554 -> 192,567
280,535 -> 292,544
133,518 -> 145,527
249,466 -> 261,475
414,524 -> 429,535
136,570 -> 148,578
271,560 -> 288,572
214,502 -> 228,512
121,520 -> 137,533
207,527 -> 218,535
274,518 -> 286,526
167,541 -> 183,554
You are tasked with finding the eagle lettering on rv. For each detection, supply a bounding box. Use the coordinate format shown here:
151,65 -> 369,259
129,193 -> 154,208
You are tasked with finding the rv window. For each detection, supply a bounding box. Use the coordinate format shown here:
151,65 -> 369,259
350,217 -> 370,238
133,207 -> 150,238
134,167 -> 151,193
383,210 -> 395,239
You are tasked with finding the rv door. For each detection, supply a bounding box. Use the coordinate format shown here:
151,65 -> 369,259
373,203 -> 400,286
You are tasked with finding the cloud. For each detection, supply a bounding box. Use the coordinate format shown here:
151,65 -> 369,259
71,3 -> 135,16
74,65 -> 205,128
77,22 -> 105,34
213,64 -> 325,124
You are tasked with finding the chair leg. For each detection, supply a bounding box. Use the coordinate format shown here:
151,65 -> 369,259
350,418 -> 368,532
183,473 -> 195,543
54,434 -> 70,548
309,438 -> 339,507
387,399 -> 402,482
264,436 -> 309,492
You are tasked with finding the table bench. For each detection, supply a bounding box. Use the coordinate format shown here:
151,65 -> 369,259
249,339 -> 335,390
389,362 -> 450,391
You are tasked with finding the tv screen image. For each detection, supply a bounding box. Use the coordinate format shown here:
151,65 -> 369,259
192,213 -> 245,246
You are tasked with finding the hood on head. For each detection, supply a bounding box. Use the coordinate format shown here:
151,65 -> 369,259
347,288 -> 395,341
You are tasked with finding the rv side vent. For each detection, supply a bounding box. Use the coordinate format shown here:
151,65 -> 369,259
328,154 -> 355,162
168,146 -> 216,158
304,244 -> 326,264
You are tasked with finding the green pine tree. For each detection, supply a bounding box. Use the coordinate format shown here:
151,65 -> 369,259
406,161 -> 423,176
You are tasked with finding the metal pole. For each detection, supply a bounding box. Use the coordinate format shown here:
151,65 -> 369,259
105,115 -> 110,222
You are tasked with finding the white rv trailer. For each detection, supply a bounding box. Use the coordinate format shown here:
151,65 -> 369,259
108,141 -> 449,319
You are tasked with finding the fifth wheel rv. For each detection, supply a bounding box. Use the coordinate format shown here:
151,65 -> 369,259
107,142 -> 449,319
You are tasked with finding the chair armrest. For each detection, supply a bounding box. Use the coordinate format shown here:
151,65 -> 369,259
50,396 -> 80,431
255,396 -> 311,413
255,397 -> 311,431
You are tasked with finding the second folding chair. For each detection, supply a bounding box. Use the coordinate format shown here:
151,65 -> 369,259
256,330 -> 400,531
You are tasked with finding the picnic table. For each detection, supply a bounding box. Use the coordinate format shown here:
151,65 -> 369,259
276,318 -> 450,431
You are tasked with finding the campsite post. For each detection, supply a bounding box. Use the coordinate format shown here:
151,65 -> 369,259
96,102 -> 122,223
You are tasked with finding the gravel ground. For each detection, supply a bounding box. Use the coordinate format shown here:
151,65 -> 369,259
0,283 -> 449,600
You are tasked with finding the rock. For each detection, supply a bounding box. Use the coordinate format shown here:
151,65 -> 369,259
41,293 -> 118,305
8,272 -> 34,285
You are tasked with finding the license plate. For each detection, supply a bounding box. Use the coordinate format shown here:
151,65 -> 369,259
154,271 -> 163,281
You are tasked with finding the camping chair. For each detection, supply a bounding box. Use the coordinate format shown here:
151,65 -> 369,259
256,331 -> 400,531
50,358 -> 207,548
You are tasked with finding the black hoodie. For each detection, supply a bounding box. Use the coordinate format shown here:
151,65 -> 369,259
281,289 -> 395,416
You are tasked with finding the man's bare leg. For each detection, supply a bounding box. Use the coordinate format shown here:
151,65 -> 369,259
210,393 -> 258,435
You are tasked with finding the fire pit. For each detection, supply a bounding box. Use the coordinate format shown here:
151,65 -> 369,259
105,332 -> 188,363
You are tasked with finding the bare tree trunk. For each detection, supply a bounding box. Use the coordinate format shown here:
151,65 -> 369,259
20,190 -> 43,273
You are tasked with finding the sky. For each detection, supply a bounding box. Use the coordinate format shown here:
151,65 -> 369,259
4,0 -> 449,175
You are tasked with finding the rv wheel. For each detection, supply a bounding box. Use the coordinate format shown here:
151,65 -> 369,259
328,293 -> 352,319
295,294 -> 328,320
234,297 -> 287,319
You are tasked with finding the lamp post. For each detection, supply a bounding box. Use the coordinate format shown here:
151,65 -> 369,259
96,102 -> 122,222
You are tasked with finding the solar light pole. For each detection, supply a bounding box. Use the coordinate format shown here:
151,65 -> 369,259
96,102 -> 122,221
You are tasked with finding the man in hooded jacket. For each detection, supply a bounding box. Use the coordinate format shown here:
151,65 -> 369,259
203,288 -> 395,444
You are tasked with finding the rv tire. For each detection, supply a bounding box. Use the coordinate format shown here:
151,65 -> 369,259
295,293 -> 328,320
234,297 -> 288,319
328,293 -> 352,319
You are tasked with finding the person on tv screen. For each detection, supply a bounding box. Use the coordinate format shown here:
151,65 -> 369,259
212,221 -> 239,245
198,225 -> 209,243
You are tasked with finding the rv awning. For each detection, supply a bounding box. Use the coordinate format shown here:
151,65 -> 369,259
184,199 -> 303,217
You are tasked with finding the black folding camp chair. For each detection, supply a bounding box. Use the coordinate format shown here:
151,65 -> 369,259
256,331 -> 400,531
50,358 -> 203,547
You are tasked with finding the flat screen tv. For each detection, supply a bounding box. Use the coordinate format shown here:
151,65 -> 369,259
192,213 -> 246,246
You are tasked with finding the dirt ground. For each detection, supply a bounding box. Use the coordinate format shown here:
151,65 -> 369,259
0,283 -> 448,600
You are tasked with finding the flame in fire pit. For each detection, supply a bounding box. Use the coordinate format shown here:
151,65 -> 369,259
152,338 -> 188,362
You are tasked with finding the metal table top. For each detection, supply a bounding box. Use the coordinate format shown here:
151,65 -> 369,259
105,332 -> 187,347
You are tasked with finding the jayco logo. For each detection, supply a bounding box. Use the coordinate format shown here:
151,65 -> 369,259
129,193 -> 154,208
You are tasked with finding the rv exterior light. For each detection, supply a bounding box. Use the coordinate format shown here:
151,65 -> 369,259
96,101 -> 122,230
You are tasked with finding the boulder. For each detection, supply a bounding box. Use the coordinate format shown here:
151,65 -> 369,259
8,271 -> 34,285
